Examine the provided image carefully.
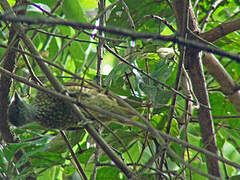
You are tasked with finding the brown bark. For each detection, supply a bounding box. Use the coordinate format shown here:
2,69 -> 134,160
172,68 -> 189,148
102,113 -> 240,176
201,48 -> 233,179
0,1 -> 36,179
203,53 -> 240,113
201,18 -> 240,42
185,46 -> 222,178
172,0 -> 222,178
200,17 -> 240,114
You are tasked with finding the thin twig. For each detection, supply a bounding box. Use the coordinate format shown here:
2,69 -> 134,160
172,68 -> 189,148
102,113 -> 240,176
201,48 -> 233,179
135,15 -> 176,32
60,131 -> 88,180
200,0 -> 224,31
120,0 -> 135,30
1,15 -> 240,62
0,1 -> 135,178
1,67 -> 239,171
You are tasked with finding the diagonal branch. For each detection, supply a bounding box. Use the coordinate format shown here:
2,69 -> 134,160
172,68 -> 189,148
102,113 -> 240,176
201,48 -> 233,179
201,18 -> 240,42
199,17 -> 240,114
1,15 -> 240,62
0,0 -> 136,179
203,53 -> 240,114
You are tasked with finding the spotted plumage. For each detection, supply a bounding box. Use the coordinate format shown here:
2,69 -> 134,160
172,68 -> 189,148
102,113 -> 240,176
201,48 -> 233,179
8,87 -> 134,129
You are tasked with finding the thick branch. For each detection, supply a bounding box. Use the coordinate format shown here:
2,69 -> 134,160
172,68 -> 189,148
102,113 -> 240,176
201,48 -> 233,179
201,18 -> 240,42
186,48 -> 222,178
173,0 -> 222,178
0,1 -> 35,179
203,53 -> 240,113
200,17 -> 240,114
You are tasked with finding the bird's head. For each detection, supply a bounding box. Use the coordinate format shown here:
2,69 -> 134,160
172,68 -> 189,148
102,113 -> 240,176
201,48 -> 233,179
8,93 -> 37,127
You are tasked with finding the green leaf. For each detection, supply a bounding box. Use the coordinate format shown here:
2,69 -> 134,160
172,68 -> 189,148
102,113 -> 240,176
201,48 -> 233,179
150,61 -> 173,82
62,0 -> 87,22
104,63 -> 129,86
106,0 -> 174,34
230,175 -> 240,180
96,167 -> 120,179
105,129 -> 138,151
0,148 -> 8,172
80,0 -> 98,9
31,152 -> 65,168
62,0 -> 90,62
38,166 -> 62,180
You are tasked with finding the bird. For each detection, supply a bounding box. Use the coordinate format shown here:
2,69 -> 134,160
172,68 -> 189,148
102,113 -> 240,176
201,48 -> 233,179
8,86 -> 135,129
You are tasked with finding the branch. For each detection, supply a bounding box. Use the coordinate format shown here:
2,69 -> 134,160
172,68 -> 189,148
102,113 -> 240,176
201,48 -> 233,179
0,0 -> 135,179
200,0 -> 224,31
60,131 -> 88,180
0,15 -> 240,62
2,66 -> 239,179
173,0 -> 222,178
201,18 -> 240,42
0,1 -> 35,179
203,53 -> 240,113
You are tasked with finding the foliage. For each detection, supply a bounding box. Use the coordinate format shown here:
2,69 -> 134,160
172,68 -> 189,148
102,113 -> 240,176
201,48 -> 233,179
0,0 -> 240,180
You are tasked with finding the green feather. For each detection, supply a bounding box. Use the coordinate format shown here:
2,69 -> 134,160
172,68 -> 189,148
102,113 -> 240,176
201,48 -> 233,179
8,87 -> 134,129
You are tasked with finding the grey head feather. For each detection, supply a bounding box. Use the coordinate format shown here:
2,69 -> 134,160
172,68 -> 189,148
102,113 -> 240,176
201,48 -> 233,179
8,93 -> 37,126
